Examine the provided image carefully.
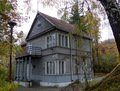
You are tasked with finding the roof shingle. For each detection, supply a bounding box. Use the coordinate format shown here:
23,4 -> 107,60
39,12 -> 91,39
39,12 -> 75,32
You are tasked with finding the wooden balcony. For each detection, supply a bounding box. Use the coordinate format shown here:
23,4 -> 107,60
16,45 -> 42,58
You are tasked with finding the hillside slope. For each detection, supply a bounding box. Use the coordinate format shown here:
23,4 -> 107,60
86,64 -> 120,91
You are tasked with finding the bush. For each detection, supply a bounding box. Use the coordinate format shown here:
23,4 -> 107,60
0,83 -> 18,91
94,55 -> 118,73
0,66 -> 18,91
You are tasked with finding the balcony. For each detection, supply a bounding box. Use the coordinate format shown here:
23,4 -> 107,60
16,45 -> 42,58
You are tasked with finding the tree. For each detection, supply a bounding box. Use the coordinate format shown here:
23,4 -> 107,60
0,1 -> 20,90
38,0 -> 120,53
0,0 -> 13,41
69,0 -> 80,24
0,0 -> 23,85
0,0 -> 23,59
99,0 -> 120,54
58,1 -> 100,88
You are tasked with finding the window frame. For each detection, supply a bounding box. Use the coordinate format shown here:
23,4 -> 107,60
46,33 -> 56,48
45,61 -> 55,75
57,33 -> 69,48
45,60 -> 66,75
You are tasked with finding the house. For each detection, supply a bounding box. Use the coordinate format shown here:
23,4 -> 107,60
14,12 -> 94,87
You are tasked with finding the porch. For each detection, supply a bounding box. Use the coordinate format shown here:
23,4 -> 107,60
15,46 -> 42,81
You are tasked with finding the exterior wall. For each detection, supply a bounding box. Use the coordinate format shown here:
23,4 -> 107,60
31,58 -> 44,75
15,16 -> 93,87
27,14 -> 53,39
70,36 -> 91,51
27,30 -> 92,56
15,47 -> 93,86
28,35 -> 46,49
41,47 -> 91,57
27,31 -> 57,49
15,56 -> 32,81
80,38 -> 91,51
30,54 -> 93,84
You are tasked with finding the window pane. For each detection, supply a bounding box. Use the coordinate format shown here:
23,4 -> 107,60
59,61 -> 65,74
47,37 -> 49,42
53,62 -> 55,74
50,62 -> 52,74
52,34 -> 56,46
62,61 -> 64,74
59,61 -> 61,74
65,36 -> 68,47
47,62 -> 49,74
46,61 -> 56,75
52,62 -> 55,74
47,33 -> 56,48
62,35 -> 64,47
59,34 -> 61,46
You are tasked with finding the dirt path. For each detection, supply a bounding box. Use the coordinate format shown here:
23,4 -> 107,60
16,86 -> 61,91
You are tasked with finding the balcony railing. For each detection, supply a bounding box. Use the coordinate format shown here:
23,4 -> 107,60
26,45 -> 42,55
16,45 -> 42,57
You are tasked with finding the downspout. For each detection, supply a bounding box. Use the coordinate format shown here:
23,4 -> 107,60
69,35 -> 73,81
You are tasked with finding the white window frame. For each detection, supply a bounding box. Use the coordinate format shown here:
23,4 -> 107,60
45,61 -> 55,75
58,33 -> 69,48
45,60 -> 66,75
59,60 -> 66,74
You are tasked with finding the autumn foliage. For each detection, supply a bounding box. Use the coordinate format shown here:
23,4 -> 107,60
94,39 -> 119,73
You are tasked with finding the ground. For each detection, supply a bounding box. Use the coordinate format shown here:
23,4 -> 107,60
86,64 -> 120,91
16,86 -> 60,91
15,73 -> 106,91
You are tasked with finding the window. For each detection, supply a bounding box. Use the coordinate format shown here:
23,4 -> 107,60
62,35 -> 64,46
65,36 -> 68,47
45,60 -> 66,75
59,61 -> 65,74
58,33 -> 69,48
46,62 -> 55,75
47,33 -> 56,48
59,34 -> 61,46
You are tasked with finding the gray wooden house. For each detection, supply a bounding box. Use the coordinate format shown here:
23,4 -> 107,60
14,12 -> 94,87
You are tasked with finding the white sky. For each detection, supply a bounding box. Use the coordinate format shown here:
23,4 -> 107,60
17,0 -> 114,41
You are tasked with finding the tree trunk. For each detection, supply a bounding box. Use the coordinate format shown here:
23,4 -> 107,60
99,0 -> 120,54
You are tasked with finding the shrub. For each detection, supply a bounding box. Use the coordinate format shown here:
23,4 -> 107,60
0,66 -> 18,91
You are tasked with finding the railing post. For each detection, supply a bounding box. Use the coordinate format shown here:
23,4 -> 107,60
26,46 -> 42,55
28,56 -> 32,81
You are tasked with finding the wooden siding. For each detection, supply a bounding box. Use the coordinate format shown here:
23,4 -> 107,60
15,14 -> 93,84
42,47 -> 91,57
27,14 -> 53,40
28,31 -> 57,50
30,54 -> 93,83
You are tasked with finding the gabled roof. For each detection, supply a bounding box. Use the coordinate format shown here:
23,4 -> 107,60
39,12 -> 75,32
26,12 -> 91,40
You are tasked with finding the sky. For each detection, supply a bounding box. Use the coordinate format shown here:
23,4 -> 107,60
17,0 -> 114,41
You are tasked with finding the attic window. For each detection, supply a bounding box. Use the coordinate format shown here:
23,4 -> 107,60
37,21 -> 42,27
37,23 -> 41,27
